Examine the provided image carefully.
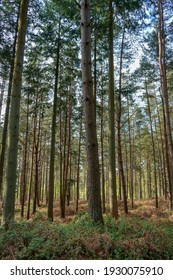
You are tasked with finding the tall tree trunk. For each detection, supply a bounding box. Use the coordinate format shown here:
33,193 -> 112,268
93,32 -> 97,120
146,81 -> 158,208
66,152 -> 72,207
2,0 -> 29,227
154,118 -> 163,197
101,85 -> 106,213
0,72 -> 6,123
146,148 -> 151,198
48,27 -> 60,221
155,92 -> 167,198
127,96 -> 134,208
158,0 -> 173,209
138,127 -> 142,200
117,26 -> 128,214
80,0 -> 103,224
61,110 -> 68,217
108,0 -> 118,218
59,108 -> 65,218
64,89 -> 72,208
160,93 -> 170,200
26,120 -> 36,220
21,93 -> 29,217
76,117 -> 82,213
124,132 -> 129,199
33,115 -> 41,214
0,10 -> 19,200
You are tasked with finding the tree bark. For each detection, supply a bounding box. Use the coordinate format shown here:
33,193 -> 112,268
158,0 -> 173,209
127,96 -> 134,208
108,0 -> 118,218
145,80 -> 158,208
0,10 -> 19,200
155,92 -> 167,198
0,72 -> 6,123
138,127 -> 142,200
48,27 -> 60,221
27,118 -> 35,220
117,26 -> 128,214
80,0 -> 103,224
76,118 -> 82,213
2,0 -> 29,226
21,93 -> 29,217
101,84 -> 106,213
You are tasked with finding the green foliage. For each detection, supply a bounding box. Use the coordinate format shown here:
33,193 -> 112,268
0,214 -> 173,260
104,216 -> 173,259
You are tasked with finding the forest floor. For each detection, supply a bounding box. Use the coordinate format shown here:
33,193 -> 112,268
0,198 -> 173,259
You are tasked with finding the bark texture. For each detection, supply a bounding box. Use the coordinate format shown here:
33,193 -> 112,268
80,0 -> 103,223
108,0 -> 118,218
48,28 -> 60,221
158,0 -> 173,209
0,10 -> 19,199
2,0 -> 29,226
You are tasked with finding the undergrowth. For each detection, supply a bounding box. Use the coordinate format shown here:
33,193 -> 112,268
0,212 -> 173,260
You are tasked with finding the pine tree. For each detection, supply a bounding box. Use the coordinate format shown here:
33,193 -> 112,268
80,0 -> 103,224
2,0 -> 30,227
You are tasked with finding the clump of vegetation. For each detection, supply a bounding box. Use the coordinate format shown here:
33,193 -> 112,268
0,212 -> 173,260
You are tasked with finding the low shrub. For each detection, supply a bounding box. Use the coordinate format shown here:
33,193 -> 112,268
0,213 -> 173,259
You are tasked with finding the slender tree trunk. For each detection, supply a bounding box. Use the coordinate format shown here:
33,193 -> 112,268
154,118 -> 163,197
146,81 -> 158,208
27,122 -> 35,220
108,0 -> 118,218
76,118 -> 82,213
64,89 -> 72,208
160,93 -> 170,200
127,96 -> 134,208
0,11 -> 19,200
155,92 -> 167,198
80,0 -> 103,224
61,110 -> 68,218
21,93 -> 29,217
59,108 -> 65,218
0,73 -> 6,123
45,150 -> 49,205
158,0 -> 173,209
2,0 -> 29,227
93,32 -> 97,120
124,132 -> 129,199
146,147 -> 152,198
117,26 -> 128,214
117,166 -> 121,200
42,134 -> 47,203
138,127 -> 142,200
101,86 -> 106,213
33,115 -> 41,214
48,28 -> 60,221
66,152 -> 72,207
106,162 -> 110,204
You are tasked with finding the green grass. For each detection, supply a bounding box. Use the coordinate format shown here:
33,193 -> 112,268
0,212 -> 173,260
